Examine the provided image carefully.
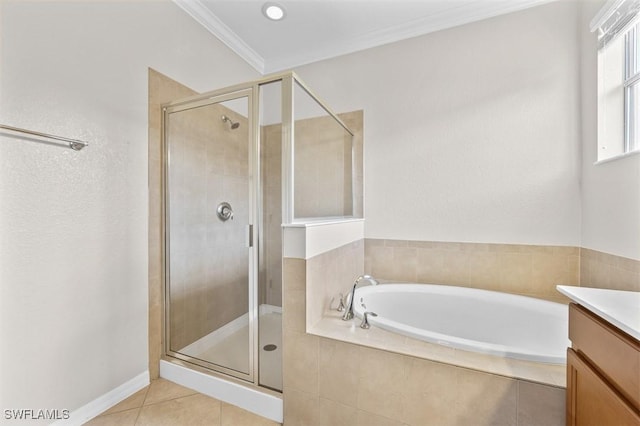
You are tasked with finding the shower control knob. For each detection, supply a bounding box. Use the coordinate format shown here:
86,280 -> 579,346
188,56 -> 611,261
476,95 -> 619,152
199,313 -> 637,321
217,202 -> 234,221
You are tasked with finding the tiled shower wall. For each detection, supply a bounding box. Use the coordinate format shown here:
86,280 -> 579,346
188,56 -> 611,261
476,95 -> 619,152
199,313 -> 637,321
282,242 -> 566,426
166,102 -> 250,350
294,115 -> 351,218
261,123 -> 283,307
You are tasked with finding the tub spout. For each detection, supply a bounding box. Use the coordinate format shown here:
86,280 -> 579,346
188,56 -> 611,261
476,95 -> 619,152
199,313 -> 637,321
342,275 -> 378,321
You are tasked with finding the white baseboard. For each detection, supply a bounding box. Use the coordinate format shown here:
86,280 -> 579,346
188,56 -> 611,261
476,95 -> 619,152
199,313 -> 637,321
51,371 -> 150,426
160,360 -> 282,423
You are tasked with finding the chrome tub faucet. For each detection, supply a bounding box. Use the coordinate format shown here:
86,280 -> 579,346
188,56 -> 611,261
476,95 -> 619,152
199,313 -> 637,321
342,275 -> 379,321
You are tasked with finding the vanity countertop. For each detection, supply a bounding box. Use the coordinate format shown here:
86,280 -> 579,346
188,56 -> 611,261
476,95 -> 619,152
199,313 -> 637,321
557,285 -> 640,341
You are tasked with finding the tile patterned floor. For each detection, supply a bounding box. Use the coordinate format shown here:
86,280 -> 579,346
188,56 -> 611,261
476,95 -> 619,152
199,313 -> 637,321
85,379 -> 281,426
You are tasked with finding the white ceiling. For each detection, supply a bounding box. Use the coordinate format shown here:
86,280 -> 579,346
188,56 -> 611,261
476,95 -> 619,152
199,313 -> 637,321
173,0 -> 555,74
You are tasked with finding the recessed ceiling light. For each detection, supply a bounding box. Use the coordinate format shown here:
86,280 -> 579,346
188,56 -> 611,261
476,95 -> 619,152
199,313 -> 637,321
262,2 -> 286,21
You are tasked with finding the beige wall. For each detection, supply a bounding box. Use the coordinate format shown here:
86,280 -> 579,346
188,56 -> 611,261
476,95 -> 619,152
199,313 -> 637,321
282,246 -> 565,426
0,0 -> 261,416
296,1 -> 582,248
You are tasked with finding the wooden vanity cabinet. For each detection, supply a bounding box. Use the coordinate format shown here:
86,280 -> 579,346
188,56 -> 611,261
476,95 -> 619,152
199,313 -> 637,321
566,303 -> 640,426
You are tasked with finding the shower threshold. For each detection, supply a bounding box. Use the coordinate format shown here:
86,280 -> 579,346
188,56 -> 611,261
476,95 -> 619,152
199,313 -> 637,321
160,360 -> 283,423
161,305 -> 283,422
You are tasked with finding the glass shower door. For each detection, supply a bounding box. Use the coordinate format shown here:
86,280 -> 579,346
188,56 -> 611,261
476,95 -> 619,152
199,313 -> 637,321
164,89 -> 256,381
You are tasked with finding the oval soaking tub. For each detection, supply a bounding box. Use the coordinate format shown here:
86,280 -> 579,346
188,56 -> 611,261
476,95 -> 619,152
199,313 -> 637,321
352,284 -> 569,364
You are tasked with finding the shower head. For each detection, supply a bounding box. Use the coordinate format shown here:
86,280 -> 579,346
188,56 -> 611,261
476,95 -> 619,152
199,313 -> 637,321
221,115 -> 240,130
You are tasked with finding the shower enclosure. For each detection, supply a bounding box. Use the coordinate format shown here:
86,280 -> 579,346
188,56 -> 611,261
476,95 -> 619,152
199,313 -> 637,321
161,73 -> 357,392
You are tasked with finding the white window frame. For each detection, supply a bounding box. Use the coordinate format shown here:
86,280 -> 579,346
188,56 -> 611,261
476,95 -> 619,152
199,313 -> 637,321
624,23 -> 639,153
592,0 -> 640,163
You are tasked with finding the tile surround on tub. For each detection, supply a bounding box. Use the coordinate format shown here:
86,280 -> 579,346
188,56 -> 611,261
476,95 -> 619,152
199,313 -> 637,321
282,240 -> 637,426
580,247 -> 640,292
283,240 -> 567,426
365,239 -> 580,302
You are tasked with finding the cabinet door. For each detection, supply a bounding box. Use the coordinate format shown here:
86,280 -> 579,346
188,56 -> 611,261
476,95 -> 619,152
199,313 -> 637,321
567,349 -> 640,426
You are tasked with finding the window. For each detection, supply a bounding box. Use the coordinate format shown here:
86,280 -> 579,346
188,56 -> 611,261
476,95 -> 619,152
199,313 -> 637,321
624,23 -> 639,153
593,0 -> 640,162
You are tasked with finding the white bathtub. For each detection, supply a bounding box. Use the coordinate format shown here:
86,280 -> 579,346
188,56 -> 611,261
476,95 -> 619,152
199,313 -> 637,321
352,284 -> 569,364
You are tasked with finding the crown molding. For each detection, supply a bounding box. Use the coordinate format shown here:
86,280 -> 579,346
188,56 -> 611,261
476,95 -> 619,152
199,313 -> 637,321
174,0 -> 557,75
264,0 -> 557,73
172,0 -> 265,74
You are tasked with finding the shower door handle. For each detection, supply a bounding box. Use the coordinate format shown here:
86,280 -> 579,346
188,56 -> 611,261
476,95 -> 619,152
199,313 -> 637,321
246,224 -> 253,248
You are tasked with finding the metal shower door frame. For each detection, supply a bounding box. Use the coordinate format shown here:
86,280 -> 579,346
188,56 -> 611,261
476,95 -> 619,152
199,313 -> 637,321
160,71 -> 355,391
161,87 -> 260,385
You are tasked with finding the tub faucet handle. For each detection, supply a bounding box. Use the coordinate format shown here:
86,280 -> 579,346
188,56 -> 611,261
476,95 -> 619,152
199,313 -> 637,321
360,311 -> 378,329
337,293 -> 345,312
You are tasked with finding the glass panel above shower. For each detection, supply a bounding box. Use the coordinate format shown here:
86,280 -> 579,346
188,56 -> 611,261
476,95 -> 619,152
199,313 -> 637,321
292,81 -> 355,221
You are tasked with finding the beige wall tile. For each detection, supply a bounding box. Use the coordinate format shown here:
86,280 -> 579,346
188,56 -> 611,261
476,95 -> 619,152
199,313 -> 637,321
616,255 -> 640,273
305,240 -> 365,330
498,252 -> 533,294
580,248 -> 640,291
400,358 -> 458,425
306,254 -> 329,327
356,347 -> 407,420
384,239 -> 410,247
319,398 -> 358,426
455,369 -> 517,426
468,251 -> 501,290
588,259 -> 613,289
283,329 -> 319,393
368,245 -> 396,280
441,249 -> 470,286
356,410 -> 405,426
283,258 -> 306,292
517,381 -> 565,426
391,247 -> 417,282
319,338 -> 360,407
283,289 -> 306,333
609,266 -> 640,292
283,389 -> 320,426
415,248 -> 447,284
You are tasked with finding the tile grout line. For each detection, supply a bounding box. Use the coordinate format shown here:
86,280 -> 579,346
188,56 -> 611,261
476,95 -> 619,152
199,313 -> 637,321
133,385 -> 151,425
